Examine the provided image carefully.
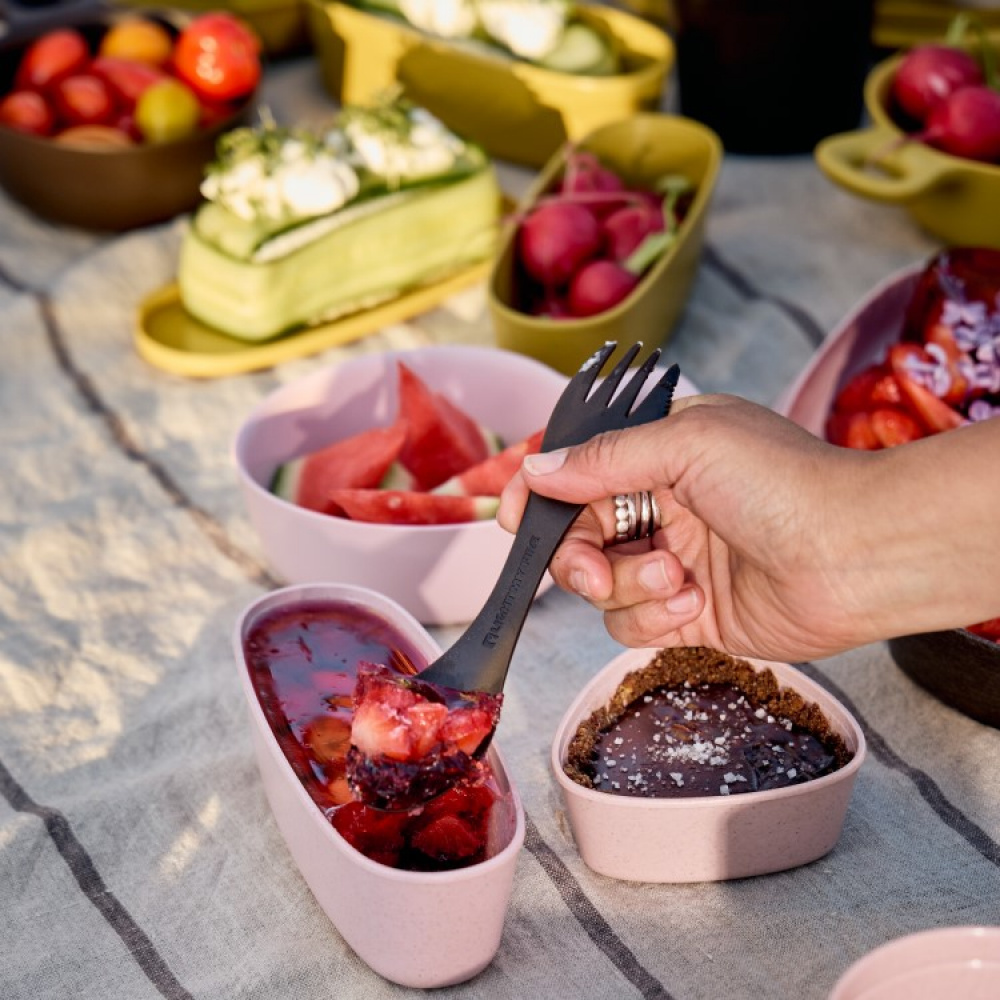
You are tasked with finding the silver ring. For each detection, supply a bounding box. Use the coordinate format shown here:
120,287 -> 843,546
612,492 -> 661,544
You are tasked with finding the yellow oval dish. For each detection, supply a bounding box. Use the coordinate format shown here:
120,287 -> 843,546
305,0 -> 674,167
487,113 -> 722,377
814,40 -> 1000,249
134,259 -> 491,378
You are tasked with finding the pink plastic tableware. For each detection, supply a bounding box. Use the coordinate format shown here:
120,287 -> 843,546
233,345 -> 569,626
233,582 -> 526,988
551,646 -> 866,883
829,926 -> 1000,999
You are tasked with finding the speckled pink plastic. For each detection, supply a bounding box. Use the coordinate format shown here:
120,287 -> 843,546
829,926 -> 1000,999
234,582 -> 526,989
551,647 -> 866,883
233,345 -> 569,626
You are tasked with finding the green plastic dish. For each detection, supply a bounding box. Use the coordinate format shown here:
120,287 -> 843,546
814,40 -> 1000,249
305,0 -> 673,167
487,113 -> 722,377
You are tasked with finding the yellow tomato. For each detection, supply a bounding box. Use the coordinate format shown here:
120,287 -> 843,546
98,17 -> 173,67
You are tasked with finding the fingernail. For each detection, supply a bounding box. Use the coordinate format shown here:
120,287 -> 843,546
569,570 -> 591,599
665,589 -> 697,614
638,559 -> 669,593
523,449 -> 568,475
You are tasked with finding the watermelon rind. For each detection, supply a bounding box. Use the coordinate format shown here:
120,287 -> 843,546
269,457 -> 304,501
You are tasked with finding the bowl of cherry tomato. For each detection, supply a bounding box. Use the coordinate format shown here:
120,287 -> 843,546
779,246 -> 1000,728
0,8 -> 261,231
814,28 -> 1000,249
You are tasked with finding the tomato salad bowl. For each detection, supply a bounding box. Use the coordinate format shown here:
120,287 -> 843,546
0,9 -> 260,230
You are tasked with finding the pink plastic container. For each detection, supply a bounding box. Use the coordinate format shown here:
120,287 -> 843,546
552,646 -> 866,883
233,582 -> 526,988
829,926 -> 1000,999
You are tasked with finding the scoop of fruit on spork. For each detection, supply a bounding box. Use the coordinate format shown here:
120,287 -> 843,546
346,342 -> 682,811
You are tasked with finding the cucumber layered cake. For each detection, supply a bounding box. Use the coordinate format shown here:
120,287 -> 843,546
360,0 -> 620,75
178,98 -> 502,341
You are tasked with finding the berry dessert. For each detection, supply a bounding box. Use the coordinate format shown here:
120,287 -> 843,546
347,663 -> 501,811
243,598 -> 504,870
564,648 -> 852,798
177,94 -> 501,341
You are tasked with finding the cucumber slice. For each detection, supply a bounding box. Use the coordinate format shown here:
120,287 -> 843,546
537,22 -> 618,75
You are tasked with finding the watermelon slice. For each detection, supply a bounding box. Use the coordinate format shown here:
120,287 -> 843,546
270,423 -> 406,514
327,489 -> 500,525
432,428 -> 544,496
396,362 -> 500,490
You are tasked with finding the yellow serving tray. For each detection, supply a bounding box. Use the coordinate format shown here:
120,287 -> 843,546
305,0 -> 674,168
135,259 -> 491,378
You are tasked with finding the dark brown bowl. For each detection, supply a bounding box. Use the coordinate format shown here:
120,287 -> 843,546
889,629 -> 1000,730
0,9 -> 257,231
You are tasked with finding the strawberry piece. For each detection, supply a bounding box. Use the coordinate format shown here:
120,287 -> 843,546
410,813 -> 483,862
869,407 -> 924,448
439,707 -> 495,756
332,801 -> 409,866
895,372 -> 966,434
351,700 -> 411,761
832,366 -> 884,414
967,617 -> 1000,641
346,663 -> 502,811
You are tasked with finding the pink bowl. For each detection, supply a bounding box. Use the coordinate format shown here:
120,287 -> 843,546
551,647 -> 866,882
775,261 -> 922,435
829,926 -> 1000,1000
233,345 -> 569,626
233,582 -> 526,988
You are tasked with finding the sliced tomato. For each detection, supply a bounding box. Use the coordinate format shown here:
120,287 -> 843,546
895,372 -> 966,434
825,410 -> 879,450
869,407 -> 924,448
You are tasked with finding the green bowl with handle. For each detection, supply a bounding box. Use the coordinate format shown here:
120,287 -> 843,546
487,112 -> 722,377
814,41 -> 1000,249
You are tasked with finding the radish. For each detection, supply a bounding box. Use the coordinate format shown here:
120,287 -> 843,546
561,149 -> 624,195
891,44 -> 983,123
567,260 -> 639,316
603,201 -> 665,261
516,200 -> 602,286
920,84 -> 1000,161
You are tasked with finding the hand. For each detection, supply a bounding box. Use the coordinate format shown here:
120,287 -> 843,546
499,393 -> 992,663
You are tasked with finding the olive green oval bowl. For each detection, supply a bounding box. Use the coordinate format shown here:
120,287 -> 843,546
305,0 -> 673,168
0,10 -> 257,232
487,113 -> 722,377
814,39 -> 1000,249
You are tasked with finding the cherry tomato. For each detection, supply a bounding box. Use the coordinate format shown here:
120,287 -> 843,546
172,12 -> 261,102
0,90 -> 56,136
91,56 -> 168,110
15,28 -> 90,93
52,73 -> 118,128
98,17 -> 173,67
